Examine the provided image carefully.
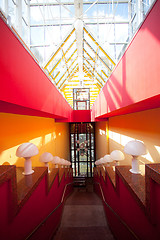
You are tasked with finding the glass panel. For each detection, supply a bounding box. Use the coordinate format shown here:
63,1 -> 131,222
87,133 -> 90,146
91,150 -> 94,161
30,6 -> 43,25
70,123 -> 95,177
91,133 -> 94,149
77,101 -> 86,110
8,0 -> 16,26
80,162 -> 87,177
88,162 -> 91,177
75,162 -> 78,177
71,134 -> 74,149
30,46 -> 43,64
22,0 -> 28,23
30,26 -> 44,45
73,162 -> 79,177
71,150 -> 75,162
0,0 -> 5,12
22,19 -> 29,44
79,153 -> 87,162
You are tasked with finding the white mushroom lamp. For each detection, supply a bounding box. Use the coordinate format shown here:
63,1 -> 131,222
16,142 -> 39,175
65,161 -> 70,168
98,158 -> 104,167
95,160 -> 99,166
124,140 -> 147,174
95,159 -> 101,167
103,154 -> 113,167
52,156 -> 61,168
110,150 -> 125,166
40,152 -> 53,173
64,160 -> 68,168
60,159 -> 66,168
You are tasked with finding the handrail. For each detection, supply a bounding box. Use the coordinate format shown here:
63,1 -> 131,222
94,181 -> 139,240
26,180 -> 138,240
25,182 -> 73,240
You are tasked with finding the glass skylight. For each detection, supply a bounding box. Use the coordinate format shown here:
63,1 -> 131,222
0,0 -> 154,108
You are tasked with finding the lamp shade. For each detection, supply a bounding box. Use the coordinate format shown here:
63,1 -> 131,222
110,150 -> 125,161
16,142 -> 38,158
16,142 -> 39,175
95,160 -> 99,165
124,140 -> 147,156
66,161 -> 71,166
39,152 -> 53,173
52,156 -> 61,165
98,158 -> 104,164
103,154 -> 113,163
60,159 -> 66,165
39,152 -> 53,163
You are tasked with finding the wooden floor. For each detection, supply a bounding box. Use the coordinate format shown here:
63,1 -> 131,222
53,182 -> 115,240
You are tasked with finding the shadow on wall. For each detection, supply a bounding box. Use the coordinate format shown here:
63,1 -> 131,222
101,53 -> 134,115
0,113 -> 69,166
108,108 -> 160,165
109,134 -> 160,166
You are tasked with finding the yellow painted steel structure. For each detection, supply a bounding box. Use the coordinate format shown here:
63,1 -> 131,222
44,26 -> 115,108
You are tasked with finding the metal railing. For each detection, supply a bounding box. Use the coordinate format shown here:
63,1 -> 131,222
25,182 -> 73,240
25,180 -> 139,240
94,181 -> 139,240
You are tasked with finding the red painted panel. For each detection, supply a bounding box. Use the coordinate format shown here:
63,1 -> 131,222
94,172 -> 160,240
0,17 -> 72,120
71,110 -> 91,122
91,0 -> 160,120
0,172 -> 73,240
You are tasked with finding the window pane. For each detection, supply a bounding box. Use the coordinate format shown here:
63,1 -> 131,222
31,27 -> 44,45
71,134 -> 74,149
80,162 -> 87,177
71,150 -> 75,162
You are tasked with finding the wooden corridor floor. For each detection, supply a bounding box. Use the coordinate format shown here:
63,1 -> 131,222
53,184 -> 115,240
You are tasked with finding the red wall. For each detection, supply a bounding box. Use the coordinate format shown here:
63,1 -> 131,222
0,16 -> 72,121
91,0 -> 160,121
0,169 -> 73,240
94,170 -> 160,240
71,110 -> 91,122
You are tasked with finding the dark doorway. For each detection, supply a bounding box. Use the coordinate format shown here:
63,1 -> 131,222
70,122 -> 95,177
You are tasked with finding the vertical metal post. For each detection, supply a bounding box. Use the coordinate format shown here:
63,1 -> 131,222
27,0 -> 31,48
43,0 -> 45,62
128,0 -> 132,40
136,0 -> 143,27
16,0 -> 22,37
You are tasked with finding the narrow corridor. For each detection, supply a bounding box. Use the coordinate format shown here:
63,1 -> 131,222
53,181 -> 115,240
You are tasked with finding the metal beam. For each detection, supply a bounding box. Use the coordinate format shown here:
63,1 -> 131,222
84,27 -> 115,66
44,28 -> 75,69
83,63 -> 103,87
60,65 -> 79,90
83,51 -> 106,84
30,1 -> 129,7
84,39 -> 112,72
58,57 -> 78,88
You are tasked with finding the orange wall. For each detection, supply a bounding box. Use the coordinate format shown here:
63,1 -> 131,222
95,108 -> 160,166
95,121 -> 109,160
0,113 -> 70,166
108,108 -> 160,165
